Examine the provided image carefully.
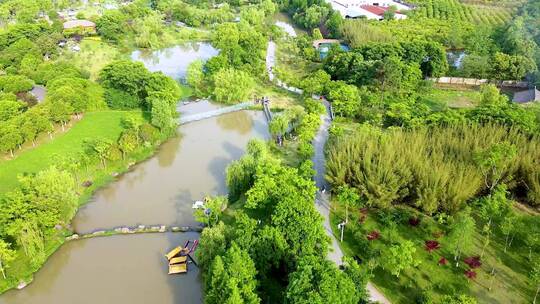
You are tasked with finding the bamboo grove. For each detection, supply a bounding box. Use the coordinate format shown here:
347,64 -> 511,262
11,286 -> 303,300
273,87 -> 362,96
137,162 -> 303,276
326,123 -> 540,214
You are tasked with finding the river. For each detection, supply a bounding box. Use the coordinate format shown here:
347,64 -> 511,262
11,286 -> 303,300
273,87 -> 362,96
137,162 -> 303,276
0,42 -> 269,304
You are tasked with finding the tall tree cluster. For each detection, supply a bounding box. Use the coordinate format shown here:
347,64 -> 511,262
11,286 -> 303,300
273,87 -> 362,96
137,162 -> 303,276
199,140 -> 368,303
99,60 -> 181,135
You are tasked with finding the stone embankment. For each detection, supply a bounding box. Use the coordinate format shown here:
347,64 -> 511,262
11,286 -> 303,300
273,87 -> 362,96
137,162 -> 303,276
66,225 -> 203,241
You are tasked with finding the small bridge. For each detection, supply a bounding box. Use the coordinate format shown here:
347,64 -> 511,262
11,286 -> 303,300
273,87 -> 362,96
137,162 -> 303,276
179,101 -> 253,125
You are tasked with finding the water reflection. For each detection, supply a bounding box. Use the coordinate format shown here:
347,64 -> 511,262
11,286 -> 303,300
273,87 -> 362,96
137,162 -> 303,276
71,110 -> 269,234
158,135 -> 182,168
216,110 -> 253,134
131,42 -> 219,80
0,233 -> 202,304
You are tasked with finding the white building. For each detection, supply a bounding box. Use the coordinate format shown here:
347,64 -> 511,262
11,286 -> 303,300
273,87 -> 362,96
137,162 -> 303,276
327,0 -> 411,20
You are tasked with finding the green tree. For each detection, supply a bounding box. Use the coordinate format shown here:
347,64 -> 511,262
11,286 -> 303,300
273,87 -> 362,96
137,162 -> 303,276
118,130 -> 139,159
0,75 -> 34,93
383,6 -> 397,20
15,219 -> 46,267
312,28 -> 323,40
150,97 -> 176,133
479,84 -> 508,107
531,259 -> 540,304
187,59 -> 205,97
0,99 -> 23,121
474,143 -> 517,191
491,52 -> 536,80
85,138 -> 113,168
446,208 -> 475,266
376,56 -> 404,104
327,81 -> 360,118
300,70 -> 331,96
382,240 -> 420,277
99,60 -> 150,101
197,221 -> 227,270
268,114 -> 289,144
0,123 -> 22,157
212,68 -> 254,104
337,185 -> 359,224
0,239 -> 15,279
205,244 -> 260,304
286,255 -> 359,303
477,185 -> 512,257
96,10 -> 127,41
47,98 -> 73,132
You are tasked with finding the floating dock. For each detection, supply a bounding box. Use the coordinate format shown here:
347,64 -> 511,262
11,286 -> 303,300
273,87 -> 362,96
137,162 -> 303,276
164,240 -> 199,275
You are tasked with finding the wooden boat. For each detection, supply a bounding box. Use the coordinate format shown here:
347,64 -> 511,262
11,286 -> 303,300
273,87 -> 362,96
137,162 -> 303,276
165,246 -> 182,260
169,256 -> 188,265
168,263 -> 187,274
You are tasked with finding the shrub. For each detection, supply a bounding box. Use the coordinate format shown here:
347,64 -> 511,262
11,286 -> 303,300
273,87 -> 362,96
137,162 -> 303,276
105,88 -> 141,110
138,123 -> 159,144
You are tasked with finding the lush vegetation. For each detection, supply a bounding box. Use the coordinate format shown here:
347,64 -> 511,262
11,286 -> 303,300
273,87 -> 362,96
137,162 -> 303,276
0,0 -> 189,291
2,0 -> 540,303
197,139 -> 369,303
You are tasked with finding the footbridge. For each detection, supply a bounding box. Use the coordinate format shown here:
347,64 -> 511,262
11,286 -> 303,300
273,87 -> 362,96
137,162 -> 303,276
179,101 -> 253,125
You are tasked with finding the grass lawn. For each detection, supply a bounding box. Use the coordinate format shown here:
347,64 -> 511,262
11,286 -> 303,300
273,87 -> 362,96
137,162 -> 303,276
0,111 -> 142,195
64,37 -> 124,80
254,82 -> 303,110
426,86 -> 481,109
329,202 -> 537,304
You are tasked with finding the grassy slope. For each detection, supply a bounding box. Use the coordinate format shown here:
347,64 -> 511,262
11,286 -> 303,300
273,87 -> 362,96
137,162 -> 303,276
330,205 -> 535,304
325,120 -> 536,303
0,111 -> 135,195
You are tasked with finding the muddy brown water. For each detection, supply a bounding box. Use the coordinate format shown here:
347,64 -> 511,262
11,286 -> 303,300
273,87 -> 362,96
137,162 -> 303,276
0,105 -> 269,304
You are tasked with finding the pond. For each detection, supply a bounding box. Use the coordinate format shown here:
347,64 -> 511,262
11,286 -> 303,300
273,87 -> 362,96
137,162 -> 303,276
130,42 -> 219,81
447,50 -> 466,69
0,43 -> 269,304
319,43 -> 350,59
273,12 -> 306,38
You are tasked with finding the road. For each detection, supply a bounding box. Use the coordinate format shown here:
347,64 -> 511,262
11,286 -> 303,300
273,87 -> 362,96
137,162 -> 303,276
266,40 -> 391,304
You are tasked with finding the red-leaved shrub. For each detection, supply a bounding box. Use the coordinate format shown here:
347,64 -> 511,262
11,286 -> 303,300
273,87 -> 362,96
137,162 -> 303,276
425,240 -> 441,253
367,230 -> 380,241
438,257 -> 448,265
465,270 -> 477,280
464,256 -> 482,269
409,217 -> 420,227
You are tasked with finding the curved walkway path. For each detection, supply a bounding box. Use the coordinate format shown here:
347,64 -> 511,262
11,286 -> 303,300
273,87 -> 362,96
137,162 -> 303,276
267,40 -> 391,304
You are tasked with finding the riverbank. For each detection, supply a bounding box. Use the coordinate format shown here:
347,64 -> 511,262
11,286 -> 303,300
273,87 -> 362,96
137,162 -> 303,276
0,106 -> 189,293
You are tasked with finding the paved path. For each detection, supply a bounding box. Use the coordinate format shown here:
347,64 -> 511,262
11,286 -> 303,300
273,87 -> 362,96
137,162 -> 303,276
266,40 -> 390,302
266,40 -> 276,82
311,101 -> 390,304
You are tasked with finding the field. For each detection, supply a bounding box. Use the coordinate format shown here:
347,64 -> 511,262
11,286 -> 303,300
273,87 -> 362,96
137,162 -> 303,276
410,0 -> 523,26
425,87 -> 481,108
0,111 -> 141,195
